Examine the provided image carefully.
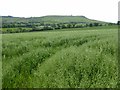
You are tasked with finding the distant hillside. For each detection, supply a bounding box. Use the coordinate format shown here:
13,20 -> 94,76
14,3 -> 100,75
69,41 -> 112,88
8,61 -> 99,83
1,15 -> 116,33
1,15 -> 108,24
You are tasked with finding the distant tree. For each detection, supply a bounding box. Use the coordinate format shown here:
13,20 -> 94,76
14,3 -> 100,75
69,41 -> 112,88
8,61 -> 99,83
44,26 -> 54,30
117,21 -> 120,25
74,24 -> 83,28
32,26 -> 44,31
85,24 -> 89,27
89,23 -> 93,27
94,23 -> 99,26
99,24 -> 102,26
108,23 -> 114,26
66,24 -> 71,28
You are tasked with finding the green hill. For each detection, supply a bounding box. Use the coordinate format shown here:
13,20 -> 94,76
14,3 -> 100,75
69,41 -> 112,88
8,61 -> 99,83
1,15 -> 114,33
1,15 -> 108,24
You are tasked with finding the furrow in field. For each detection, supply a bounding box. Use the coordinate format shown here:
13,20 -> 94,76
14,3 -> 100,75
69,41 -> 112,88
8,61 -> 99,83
2,29 -> 118,88
3,34 -> 101,88
31,41 -> 117,88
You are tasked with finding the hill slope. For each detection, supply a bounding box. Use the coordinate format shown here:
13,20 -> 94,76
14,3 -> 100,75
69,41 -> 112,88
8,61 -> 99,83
1,15 -> 108,24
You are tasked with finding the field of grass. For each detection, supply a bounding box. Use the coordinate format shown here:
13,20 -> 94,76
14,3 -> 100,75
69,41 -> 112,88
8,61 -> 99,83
2,27 -> 118,88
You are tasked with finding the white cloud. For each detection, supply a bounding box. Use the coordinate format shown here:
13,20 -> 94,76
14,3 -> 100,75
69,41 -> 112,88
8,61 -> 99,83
0,0 -> 119,23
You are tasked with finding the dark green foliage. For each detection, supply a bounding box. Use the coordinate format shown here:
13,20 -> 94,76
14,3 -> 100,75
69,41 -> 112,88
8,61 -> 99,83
117,21 -> 120,25
89,23 -> 93,27
93,23 -> 99,26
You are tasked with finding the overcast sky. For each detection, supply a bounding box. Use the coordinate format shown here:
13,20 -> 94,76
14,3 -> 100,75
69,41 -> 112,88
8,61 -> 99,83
0,0 -> 119,23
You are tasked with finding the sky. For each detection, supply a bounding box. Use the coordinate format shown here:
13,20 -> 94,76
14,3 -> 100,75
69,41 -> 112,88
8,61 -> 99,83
0,0 -> 119,23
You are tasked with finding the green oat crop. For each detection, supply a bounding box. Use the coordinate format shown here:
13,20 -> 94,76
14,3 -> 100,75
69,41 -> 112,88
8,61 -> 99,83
2,27 -> 118,88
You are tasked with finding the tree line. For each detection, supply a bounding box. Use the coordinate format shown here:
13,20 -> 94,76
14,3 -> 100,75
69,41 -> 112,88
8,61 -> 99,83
2,22 -> 116,33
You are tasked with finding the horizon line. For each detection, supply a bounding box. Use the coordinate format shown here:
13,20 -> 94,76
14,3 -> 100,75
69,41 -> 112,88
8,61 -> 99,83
1,15 -> 117,23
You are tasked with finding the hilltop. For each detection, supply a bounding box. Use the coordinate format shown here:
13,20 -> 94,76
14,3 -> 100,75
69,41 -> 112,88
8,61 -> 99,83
1,15 -> 108,24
